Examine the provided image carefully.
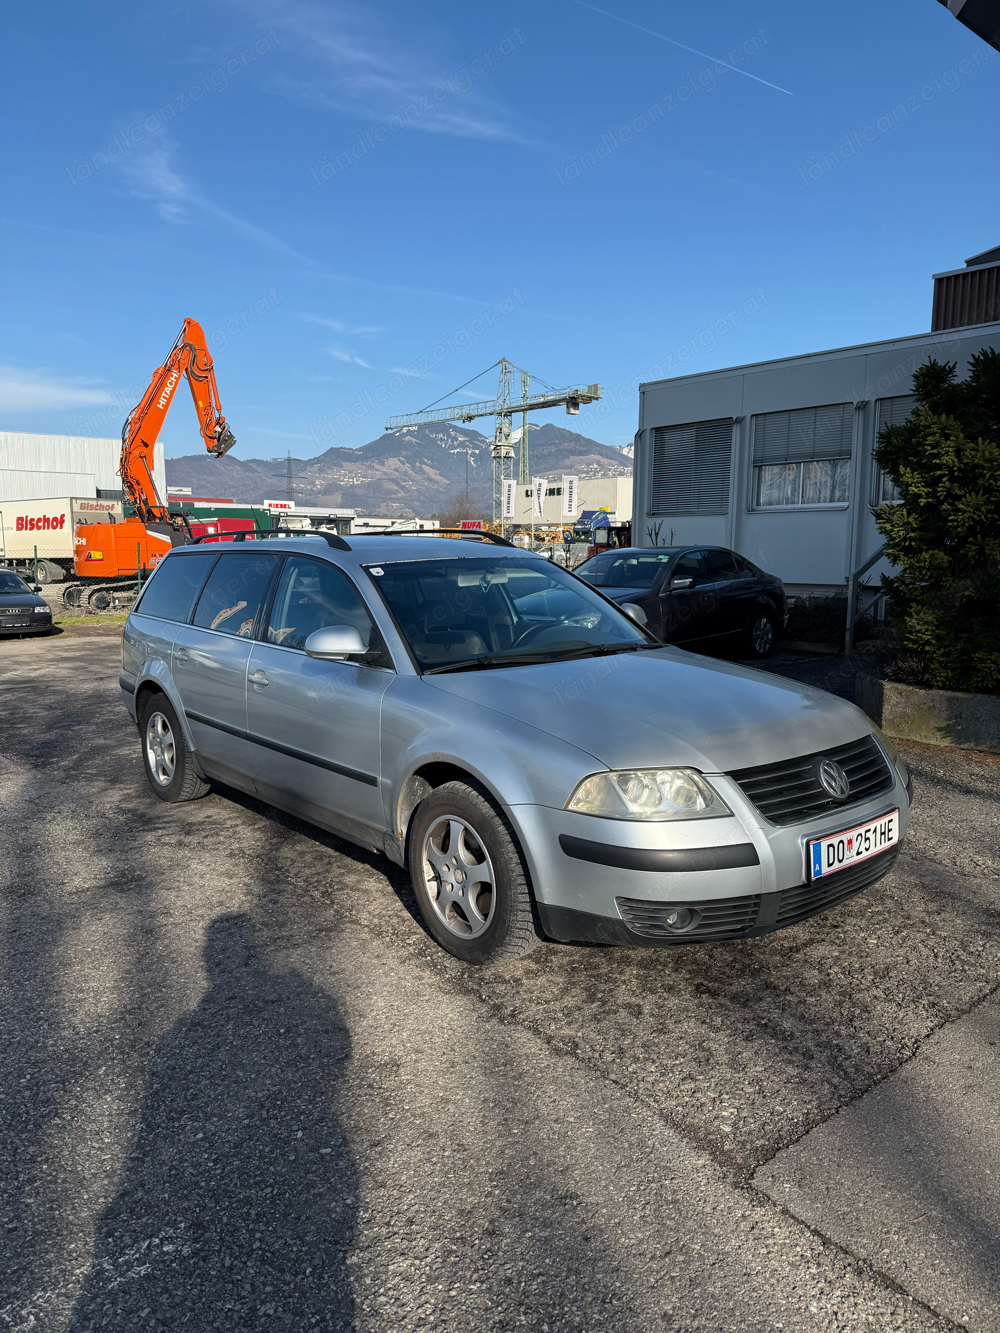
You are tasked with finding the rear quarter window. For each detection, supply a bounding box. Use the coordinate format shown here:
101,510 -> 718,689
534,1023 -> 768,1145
134,553 -> 217,623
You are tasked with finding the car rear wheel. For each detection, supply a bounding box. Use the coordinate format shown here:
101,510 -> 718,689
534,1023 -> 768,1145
139,694 -> 211,803
746,611 -> 776,658
407,781 -> 541,964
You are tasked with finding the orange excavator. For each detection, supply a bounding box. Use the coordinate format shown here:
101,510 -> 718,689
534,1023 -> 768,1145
69,319 -> 236,606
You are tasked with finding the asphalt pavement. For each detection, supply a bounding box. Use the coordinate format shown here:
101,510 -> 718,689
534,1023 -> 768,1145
1,629 -> 998,1332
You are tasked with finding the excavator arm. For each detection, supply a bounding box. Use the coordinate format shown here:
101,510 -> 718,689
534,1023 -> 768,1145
120,318 -> 236,525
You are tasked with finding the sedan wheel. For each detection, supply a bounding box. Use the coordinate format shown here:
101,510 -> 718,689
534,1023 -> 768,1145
145,711 -> 176,788
138,694 -> 211,803
408,781 -> 540,964
421,816 -> 496,939
748,613 -> 776,658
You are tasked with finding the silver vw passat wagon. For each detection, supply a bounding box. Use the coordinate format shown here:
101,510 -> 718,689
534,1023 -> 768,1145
120,532 -> 911,964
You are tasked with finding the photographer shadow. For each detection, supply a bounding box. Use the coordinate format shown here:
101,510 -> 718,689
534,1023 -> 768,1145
69,914 -> 358,1332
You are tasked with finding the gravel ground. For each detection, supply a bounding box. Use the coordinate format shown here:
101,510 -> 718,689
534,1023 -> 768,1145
1,634 -> 997,1332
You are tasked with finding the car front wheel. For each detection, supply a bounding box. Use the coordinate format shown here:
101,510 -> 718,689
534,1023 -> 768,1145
407,781 -> 541,964
746,611 -> 776,658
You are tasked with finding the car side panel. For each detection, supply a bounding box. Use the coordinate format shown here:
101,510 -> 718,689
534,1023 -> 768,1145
378,675 -> 607,858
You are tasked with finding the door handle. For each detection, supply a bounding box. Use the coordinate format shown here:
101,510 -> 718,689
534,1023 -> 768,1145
174,649 -> 189,664
249,669 -> 269,688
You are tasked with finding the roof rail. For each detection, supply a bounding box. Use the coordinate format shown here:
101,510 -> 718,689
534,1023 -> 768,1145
350,528 -> 516,548
188,528 -> 352,551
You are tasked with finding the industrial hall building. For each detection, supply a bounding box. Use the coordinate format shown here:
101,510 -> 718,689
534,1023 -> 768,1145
632,245 -> 1000,601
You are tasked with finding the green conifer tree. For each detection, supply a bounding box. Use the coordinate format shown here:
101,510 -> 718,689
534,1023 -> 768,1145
874,348 -> 1000,690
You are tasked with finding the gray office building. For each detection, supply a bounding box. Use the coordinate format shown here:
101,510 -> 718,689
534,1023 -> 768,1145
632,249 -> 1000,602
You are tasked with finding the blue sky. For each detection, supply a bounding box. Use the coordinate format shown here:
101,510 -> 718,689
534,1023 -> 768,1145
2,0 -> 997,459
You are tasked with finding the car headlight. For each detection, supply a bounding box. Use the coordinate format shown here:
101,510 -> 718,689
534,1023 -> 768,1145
871,723 -> 908,787
565,767 -> 732,821
33,605 -> 49,613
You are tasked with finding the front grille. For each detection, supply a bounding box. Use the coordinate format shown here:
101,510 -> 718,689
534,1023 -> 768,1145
777,847 -> 899,926
617,893 -> 761,941
728,735 -> 893,826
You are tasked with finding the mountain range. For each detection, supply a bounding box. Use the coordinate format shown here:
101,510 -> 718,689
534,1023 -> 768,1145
165,422 -> 632,516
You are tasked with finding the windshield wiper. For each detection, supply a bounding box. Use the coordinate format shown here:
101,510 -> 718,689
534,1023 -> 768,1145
423,652 -> 560,675
422,643 -> 657,675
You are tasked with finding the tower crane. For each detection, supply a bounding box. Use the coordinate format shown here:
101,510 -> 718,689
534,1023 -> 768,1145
385,359 -> 601,524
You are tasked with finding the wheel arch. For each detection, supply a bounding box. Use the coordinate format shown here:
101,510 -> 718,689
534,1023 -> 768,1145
396,761 -> 528,872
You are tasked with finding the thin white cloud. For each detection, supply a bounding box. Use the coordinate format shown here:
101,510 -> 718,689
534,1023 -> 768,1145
115,143 -> 487,304
328,344 -> 374,368
298,314 -> 383,336
120,144 -> 315,264
0,367 -> 110,412
238,0 -> 530,142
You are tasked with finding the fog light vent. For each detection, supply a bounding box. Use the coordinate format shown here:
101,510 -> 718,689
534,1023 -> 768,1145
617,893 -> 761,941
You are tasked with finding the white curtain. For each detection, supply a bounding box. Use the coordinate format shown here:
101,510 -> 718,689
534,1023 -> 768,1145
755,458 -> 849,506
755,463 -> 800,506
802,458 -> 849,504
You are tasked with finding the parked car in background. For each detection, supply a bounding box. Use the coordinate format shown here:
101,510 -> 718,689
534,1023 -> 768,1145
573,545 -> 787,657
119,532 -> 908,966
0,570 -> 53,637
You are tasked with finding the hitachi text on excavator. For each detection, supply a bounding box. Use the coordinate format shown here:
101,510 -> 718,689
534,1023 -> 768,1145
67,319 -> 236,608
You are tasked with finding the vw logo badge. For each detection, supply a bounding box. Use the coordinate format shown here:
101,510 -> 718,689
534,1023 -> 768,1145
816,757 -> 851,802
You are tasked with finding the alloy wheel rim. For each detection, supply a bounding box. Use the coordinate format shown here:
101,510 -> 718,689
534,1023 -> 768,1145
145,712 -> 176,787
753,616 -> 773,654
420,816 -> 496,939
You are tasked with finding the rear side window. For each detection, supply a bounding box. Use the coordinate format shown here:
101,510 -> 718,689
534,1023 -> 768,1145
704,549 -> 739,580
135,553 -> 217,623
192,552 -> 280,638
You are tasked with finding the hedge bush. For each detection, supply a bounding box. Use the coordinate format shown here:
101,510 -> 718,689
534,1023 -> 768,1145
874,349 -> 1000,692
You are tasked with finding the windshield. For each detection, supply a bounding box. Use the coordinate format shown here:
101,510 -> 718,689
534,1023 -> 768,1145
369,556 -> 650,671
0,571 -> 32,594
575,549 -> 678,589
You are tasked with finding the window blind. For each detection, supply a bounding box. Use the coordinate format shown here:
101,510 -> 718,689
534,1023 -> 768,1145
752,403 -> 853,466
649,418 -> 732,514
876,394 -> 916,433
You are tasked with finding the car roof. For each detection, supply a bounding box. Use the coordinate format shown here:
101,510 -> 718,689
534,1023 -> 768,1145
167,533 -> 542,569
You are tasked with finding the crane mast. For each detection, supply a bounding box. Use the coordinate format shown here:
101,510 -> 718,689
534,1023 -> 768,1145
385,359 -> 602,526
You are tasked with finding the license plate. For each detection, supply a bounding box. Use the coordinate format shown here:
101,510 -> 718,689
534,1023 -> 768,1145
809,809 -> 899,879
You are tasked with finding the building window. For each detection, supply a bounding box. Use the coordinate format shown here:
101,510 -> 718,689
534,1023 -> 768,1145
649,418 -> 732,514
872,395 -> 915,505
751,403 -> 853,508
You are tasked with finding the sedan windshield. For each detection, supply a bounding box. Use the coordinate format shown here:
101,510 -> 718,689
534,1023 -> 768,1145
369,557 -> 650,671
575,549 -> 678,589
0,571 -> 32,594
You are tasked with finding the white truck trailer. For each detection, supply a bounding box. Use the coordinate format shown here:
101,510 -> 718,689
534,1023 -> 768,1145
0,496 -> 123,583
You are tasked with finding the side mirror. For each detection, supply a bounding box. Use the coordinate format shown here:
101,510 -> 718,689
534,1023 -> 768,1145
670,576 -> 694,590
620,602 -> 647,626
304,625 -> 367,660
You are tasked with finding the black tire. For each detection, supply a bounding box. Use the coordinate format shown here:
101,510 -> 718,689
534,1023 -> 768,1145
407,781 -> 541,964
745,610 -> 776,658
138,694 -> 211,803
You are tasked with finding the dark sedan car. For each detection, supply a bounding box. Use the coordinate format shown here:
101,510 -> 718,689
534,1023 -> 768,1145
574,546 -> 787,657
0,570 -> 53,636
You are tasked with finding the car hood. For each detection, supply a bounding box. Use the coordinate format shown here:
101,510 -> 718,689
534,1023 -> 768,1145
425,647 -> 871,773
0,594 -> 46,609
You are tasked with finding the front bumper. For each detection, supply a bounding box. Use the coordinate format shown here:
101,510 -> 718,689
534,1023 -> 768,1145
513,764 -> 910,947
0,615 -> 52,636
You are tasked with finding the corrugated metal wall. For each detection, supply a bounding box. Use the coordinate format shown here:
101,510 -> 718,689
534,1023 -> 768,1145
932,263 -> 1000,331
0,432 -> 166,503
